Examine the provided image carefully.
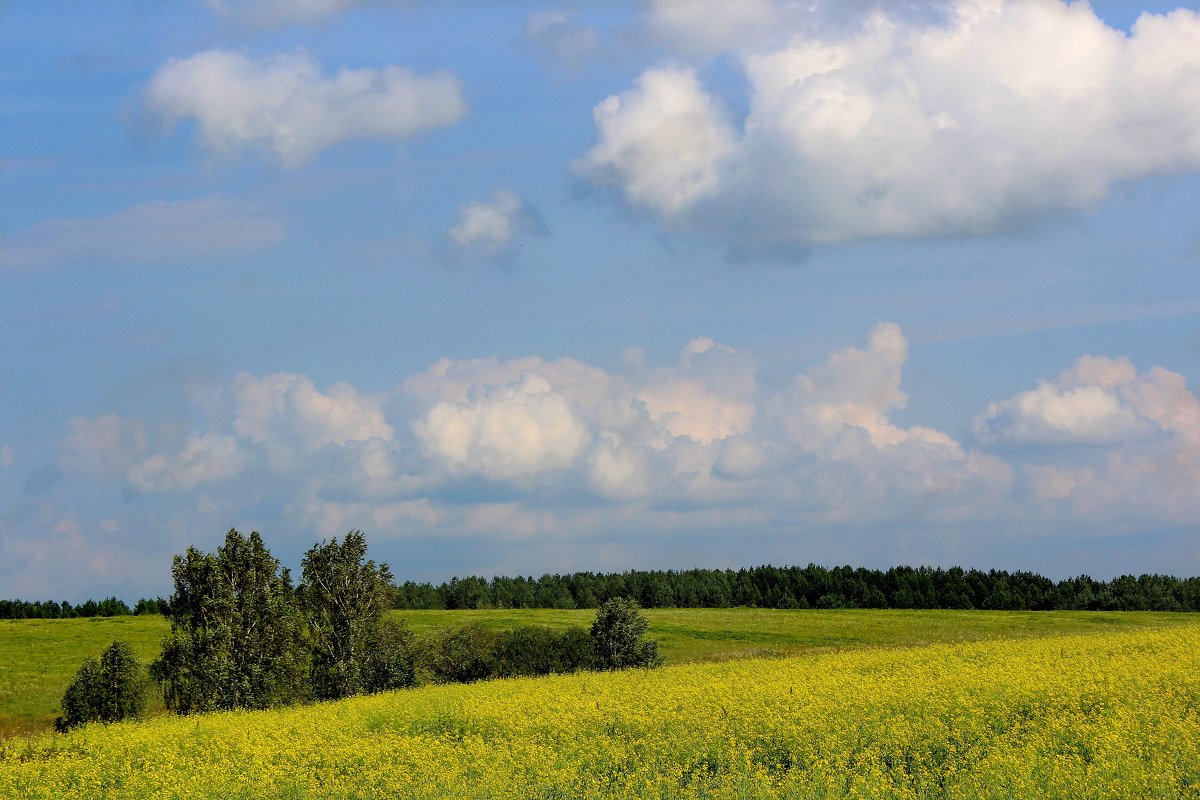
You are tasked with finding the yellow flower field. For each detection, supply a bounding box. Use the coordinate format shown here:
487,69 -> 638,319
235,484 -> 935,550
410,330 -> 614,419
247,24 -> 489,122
2,625 -> 1197,799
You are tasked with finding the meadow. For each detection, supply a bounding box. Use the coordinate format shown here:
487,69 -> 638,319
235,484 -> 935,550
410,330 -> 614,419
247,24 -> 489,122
0,608 -> 1192,738
1,622 -> 1197,799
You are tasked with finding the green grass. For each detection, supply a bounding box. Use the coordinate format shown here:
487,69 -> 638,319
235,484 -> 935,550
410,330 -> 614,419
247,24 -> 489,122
0,616 -> 167,739
395,607 -> 1196,664
2,608 -> 1195,739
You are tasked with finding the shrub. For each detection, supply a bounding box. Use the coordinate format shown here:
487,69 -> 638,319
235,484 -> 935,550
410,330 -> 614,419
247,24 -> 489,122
590,597 -> 662,670
495,626 -> 594,677
424,623 -> 500,684
55,640 -> 147,732
362,617 -> 417,693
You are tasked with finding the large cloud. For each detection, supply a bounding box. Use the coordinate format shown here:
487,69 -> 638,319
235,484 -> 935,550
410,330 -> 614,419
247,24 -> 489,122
143,49 -> 467,167
0,196 -> 285,271
579,0 -> 1200,247
231,372 -> 393,450
975,354 -> 1200,524
414,372 -> 592,482
42,324 -> 1200,593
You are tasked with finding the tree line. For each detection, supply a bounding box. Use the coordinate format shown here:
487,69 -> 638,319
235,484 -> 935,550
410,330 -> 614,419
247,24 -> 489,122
10,565 -> 1200,621
54,529 -> 660,732
0,597 -> 167,619
394,565 -> 1200,612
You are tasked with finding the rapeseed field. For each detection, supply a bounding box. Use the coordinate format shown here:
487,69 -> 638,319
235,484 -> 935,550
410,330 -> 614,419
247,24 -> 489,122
2,625 -> 1197,799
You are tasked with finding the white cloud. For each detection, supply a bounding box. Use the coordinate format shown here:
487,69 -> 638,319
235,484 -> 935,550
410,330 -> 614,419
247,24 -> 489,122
581,1 -> 1200,247
978,354 -> 1200,524
230,372 -> 393,450
143,49 -> 467,167
414,372 -> 592,481
574,68 -> 737,219
784,322 -> 945,449
447,189 -> 545,261
48,324 -> 1200,573
0,196 -> 285,271
127,433 -> 248,492
635,337 -> 757,445
972,355 -> 1188,445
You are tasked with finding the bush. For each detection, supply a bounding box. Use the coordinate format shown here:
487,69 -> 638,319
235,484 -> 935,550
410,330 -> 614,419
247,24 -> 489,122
362,617 -> 417,693
495,626 -> 594,677
590,597 -> 662,670
424,623 -> 500,684
55,640 -> 147,732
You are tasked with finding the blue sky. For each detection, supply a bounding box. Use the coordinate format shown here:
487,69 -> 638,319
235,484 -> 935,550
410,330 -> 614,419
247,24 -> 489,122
3,0 -> 1200,600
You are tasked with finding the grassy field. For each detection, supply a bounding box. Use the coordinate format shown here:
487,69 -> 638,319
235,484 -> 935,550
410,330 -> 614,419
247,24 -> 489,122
0,616 -> 166,739
2,624 -> 1198,798
1,608 -> 1194,739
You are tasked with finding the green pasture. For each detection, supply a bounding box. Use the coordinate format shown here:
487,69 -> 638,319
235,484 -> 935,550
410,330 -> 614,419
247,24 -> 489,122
395,607 -> 1195,663
2,608 -> 1194,739
0,616 -> 166,739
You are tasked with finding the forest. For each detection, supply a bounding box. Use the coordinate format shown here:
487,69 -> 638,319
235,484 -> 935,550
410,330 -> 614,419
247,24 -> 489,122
396,564 -> 1200,612
5,563 -> 1199,618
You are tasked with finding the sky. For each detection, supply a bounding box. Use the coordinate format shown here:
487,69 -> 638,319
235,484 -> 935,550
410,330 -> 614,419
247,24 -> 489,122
3,0 -> 1200,601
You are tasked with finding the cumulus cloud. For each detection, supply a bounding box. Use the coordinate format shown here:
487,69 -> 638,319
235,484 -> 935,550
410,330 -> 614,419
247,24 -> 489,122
47,323 -> 1200,583
143,49 -> 467,167
635,337 -> 757,445
580,0 -> 1200,247
127,433 -> 248,492
972,355 -> 1186,445
447,189 -> 546,262
575,68 -> 737,219
414,372 -> 591,482
0,196 -> 285,271
231,372 -> 393,450
976,353 -> 1200,523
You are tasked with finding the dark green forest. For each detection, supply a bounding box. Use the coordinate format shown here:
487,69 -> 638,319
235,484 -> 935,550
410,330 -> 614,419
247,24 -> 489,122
9,563 -> 1194,618
393,565 -> 1200,612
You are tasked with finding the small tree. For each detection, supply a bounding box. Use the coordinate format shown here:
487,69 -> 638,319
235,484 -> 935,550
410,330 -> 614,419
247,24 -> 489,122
361,616 -> 417,693
424,622 -> 500,683
151,529 -> 306,713
55,640 -> 146,731
299,530 -> 410,699
590,597 -> 662,670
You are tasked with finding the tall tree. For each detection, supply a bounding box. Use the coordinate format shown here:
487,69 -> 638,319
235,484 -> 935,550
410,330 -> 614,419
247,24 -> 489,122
151,529 -> 306,713
299,530 -> 407,699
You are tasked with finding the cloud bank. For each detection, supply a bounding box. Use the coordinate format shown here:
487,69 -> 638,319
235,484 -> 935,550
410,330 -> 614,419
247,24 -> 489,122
578,0 -> 1200,247
14,322 -> 1200,595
